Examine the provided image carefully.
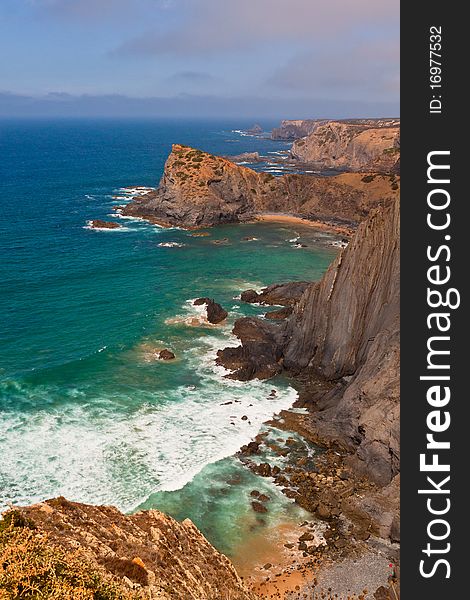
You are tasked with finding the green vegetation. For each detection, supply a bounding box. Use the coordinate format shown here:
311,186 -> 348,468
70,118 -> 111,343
383,147 -> 400,155
361,175 -> 376,184
0,511 -> 141,599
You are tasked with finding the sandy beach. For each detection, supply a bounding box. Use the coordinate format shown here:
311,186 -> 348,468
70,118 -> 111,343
254,213 -> 354,236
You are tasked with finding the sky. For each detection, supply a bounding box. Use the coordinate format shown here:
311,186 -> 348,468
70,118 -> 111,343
0,0 -> 399,119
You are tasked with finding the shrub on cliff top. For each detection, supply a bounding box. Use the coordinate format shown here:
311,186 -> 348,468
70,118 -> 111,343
0,512 -> 141,600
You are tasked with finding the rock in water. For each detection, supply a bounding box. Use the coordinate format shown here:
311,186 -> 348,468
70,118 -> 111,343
194,298 -> 228,324
206,301 -> 228,324
251,501 -> 268,513
216,318 -> 283,380
158,349 -> 175,360
245,281 -> 310,306
89,219 -> 121,229
247,124 -> 263,134
194,297 -> 211,306
240,289 -> 259,303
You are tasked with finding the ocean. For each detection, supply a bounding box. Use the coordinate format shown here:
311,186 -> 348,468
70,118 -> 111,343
0,118 -> 338,560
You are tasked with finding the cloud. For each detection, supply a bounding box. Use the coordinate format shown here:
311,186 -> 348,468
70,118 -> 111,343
114,0 -> 399,56
25,0 -> 169,22
267,38 -> 399,101
0,90 -> 399,119
166,71 -> 219,83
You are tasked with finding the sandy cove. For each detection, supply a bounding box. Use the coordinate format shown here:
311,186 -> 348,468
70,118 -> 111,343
253,214 -> 354,237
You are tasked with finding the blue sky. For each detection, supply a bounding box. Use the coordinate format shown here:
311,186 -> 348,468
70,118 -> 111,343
0,0 -> 399,118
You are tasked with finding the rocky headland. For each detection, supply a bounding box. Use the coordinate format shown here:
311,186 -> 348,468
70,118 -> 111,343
271,119 -> 328,140
122,144 -> 399,230
272,118 -> 399,140
290,120 -> 400,173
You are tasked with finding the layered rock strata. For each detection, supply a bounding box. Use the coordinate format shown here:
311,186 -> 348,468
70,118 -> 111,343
291,120 -> 400,172
219,198 -> 400,487
2,498 -> 255,600
122,145 -> 399,229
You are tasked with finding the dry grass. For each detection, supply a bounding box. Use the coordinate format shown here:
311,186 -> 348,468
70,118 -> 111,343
0,511 -> 142,600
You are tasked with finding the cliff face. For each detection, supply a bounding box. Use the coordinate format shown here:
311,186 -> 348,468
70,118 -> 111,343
271,119 -> 327,140
123,144 -> 399,229
284,198 -> 399,485
220,198 -> 399,486
4,498 -> 254,600
291,120 -> 400,172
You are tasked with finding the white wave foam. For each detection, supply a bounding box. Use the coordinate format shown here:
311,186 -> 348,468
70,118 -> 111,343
158,242 -> 185,248
0,332 -> 297,513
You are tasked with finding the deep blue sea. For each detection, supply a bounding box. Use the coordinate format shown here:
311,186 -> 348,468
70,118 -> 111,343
0,119 -> 338,560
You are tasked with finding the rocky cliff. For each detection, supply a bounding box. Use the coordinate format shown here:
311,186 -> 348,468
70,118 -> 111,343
284,197 -> 399,485
271,119 -> 327,140
291,120 -> 400,173
1,498 -> 254,600
219,198 -> 400,487
122,144 -> 399,229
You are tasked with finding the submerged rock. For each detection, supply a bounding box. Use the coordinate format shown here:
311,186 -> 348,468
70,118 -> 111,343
251,501 -> 268,514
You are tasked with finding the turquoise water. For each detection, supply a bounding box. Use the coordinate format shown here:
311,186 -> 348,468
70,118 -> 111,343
0,119 -> 337,556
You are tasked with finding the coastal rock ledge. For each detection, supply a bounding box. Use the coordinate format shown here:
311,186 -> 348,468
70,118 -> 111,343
220,197 -> 400,488
121,144 -> 399,229
0,498 -> 255,600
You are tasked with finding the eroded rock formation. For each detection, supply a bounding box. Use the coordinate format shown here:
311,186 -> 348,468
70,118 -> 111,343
284,198 -> 400,486
271,119 -> 327,140
220,198 -> 400,487
122,144 -> 399,229
240,281 -> 311,307
4,498 -> 255,600
291,120 -> 400,173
